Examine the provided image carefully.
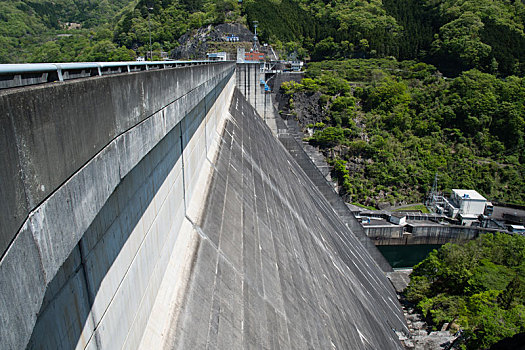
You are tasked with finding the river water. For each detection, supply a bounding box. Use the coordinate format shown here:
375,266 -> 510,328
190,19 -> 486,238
377,244 -> 442,268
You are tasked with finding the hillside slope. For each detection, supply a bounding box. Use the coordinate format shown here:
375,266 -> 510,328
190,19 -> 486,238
279,59 -> 525,206
2,0 -> 525,77
0,0 -> 136,63
244,0 -> 525,76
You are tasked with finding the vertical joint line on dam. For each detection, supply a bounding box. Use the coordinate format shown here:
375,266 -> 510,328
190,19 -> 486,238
253,64 -> 256,109
180,122 -> 187,214
204,92 -> 208,157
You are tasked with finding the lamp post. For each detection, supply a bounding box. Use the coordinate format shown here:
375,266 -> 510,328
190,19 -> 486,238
147,2 -> 153,61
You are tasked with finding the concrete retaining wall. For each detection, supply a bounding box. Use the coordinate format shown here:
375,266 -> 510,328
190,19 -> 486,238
366,225 -> 405,239
0,62 -> 235,349
0,62 -> 232,258
365,224 -> 497,245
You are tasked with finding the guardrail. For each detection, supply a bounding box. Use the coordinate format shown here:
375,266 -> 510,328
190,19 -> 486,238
0,60 -> 228,89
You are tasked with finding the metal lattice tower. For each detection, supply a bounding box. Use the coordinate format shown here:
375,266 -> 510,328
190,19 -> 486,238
428,172 -> 439,207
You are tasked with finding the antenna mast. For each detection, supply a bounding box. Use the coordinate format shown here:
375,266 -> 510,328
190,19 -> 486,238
252,21 -> 259,51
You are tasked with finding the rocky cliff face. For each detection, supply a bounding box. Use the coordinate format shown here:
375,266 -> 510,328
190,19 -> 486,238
171,23 -> 254,60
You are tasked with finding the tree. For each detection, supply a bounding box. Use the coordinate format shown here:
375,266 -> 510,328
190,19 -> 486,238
432,12 -> 492,71
31,41 -> 62,63
180,0 -> 204,13
498,275 -> 524,310
312,37 -> 339,61
404,233 -> 525,349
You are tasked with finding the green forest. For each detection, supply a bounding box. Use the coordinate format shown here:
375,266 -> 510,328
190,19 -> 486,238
0,0 -> 136,62
2,0 -> 525,78
2,1 -> 523,205
2,0 -> 525,347
0,0 -> 244,63
281,59 -> 525,206
245,0 -> 525,76
405,233 -> 525,349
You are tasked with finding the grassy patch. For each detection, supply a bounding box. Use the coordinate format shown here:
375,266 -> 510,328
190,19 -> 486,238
392,205 -> 429,213
351,202 -> 377,210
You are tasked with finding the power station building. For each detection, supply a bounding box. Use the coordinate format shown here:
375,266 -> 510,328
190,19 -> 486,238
446,189 -> 488,224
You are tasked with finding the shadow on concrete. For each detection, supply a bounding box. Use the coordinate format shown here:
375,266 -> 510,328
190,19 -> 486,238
25,76 -> 229,349
169,88 -> 407,349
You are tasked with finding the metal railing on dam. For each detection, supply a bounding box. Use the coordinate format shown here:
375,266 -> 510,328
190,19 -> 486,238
0,60 -> 220,89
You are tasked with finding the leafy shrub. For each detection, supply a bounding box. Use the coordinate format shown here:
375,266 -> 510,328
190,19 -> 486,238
405,233 -> 525,349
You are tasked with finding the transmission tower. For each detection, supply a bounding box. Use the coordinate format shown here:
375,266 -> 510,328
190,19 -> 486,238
427,172 -> 439,207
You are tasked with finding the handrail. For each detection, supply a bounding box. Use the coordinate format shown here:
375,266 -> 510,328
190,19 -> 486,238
0,60 -> 234,90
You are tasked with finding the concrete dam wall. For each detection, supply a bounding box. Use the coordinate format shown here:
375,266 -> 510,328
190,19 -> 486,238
0,62 -> 235,349
169,88 -> 407,349
0,62 -> 407,349
365,223 -> 489,245
235,64 -> 392,272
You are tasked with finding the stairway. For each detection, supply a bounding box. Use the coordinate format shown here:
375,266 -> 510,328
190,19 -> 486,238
276,116 -> 393,272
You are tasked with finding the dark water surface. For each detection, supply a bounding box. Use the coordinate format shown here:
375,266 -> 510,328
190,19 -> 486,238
377,244 -> 442,268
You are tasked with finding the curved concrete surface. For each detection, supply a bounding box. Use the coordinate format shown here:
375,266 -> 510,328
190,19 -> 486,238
0,63 -> 406,350
0,62 -> 235,349
166,89 -> 407,349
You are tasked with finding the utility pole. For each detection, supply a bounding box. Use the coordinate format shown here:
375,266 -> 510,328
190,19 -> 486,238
147,2 -> 153,61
